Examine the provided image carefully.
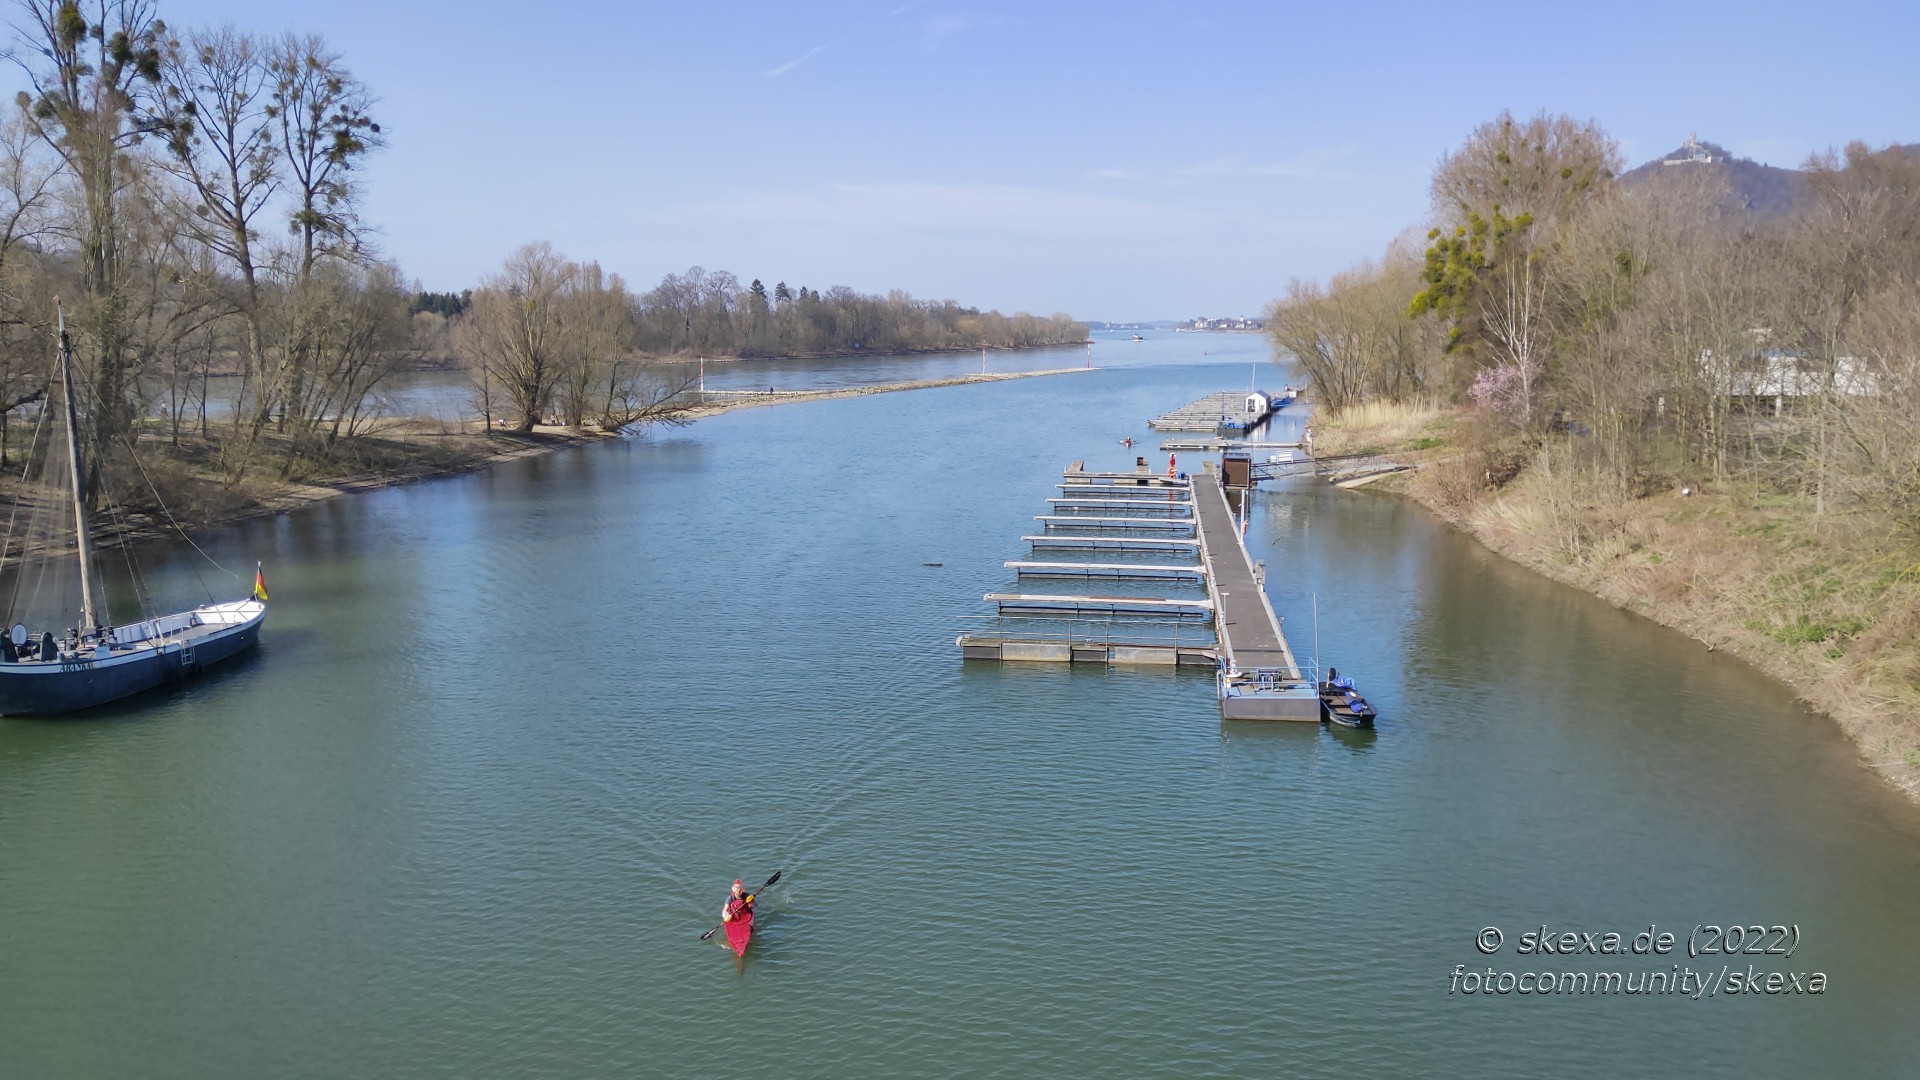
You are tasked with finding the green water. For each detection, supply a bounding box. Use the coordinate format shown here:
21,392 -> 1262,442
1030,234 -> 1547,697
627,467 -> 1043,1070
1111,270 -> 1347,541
4,339 -> 1918,1077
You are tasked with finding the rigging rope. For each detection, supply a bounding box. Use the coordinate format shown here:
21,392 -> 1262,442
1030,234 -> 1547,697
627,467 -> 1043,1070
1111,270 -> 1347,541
65,331 -> 241,597
94,467 -> 154,625
1,401 -> 53,624
112,427 -> 239,591
13,317 -> 244,633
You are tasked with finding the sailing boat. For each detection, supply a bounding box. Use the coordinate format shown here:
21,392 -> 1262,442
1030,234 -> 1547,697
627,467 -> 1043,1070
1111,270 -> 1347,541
0,304 -> 266,715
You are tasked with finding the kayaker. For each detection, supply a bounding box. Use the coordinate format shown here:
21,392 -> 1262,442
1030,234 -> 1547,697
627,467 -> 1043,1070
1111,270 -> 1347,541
721,879 -> 752,923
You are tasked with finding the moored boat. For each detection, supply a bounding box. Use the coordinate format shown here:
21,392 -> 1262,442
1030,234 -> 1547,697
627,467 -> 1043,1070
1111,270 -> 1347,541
1318,667 -> 1377,728
1320,688 -> 1376,728
0,601 -> 265,715
0,305 -> 266,716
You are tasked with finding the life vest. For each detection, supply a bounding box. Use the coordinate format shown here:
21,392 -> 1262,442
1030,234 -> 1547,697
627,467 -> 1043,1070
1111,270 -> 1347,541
726,894 -> 753,920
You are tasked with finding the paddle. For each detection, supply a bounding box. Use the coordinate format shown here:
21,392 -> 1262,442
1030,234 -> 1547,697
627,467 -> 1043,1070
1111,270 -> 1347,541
698,870 -> 782,941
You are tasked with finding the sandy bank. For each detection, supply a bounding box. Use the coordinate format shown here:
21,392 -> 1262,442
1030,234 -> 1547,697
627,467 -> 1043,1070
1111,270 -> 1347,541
676,367 -> 1092,419
4,366 -> 1094,566
1314,403 -> 1920,804
259,368 -> 1095,512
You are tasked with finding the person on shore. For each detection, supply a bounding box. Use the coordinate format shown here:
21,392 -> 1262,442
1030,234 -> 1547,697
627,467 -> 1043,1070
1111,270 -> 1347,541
721,879 -> 752,923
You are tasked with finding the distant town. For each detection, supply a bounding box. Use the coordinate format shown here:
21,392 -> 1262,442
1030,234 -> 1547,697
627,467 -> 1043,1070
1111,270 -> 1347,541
1086,316 -> 1266,333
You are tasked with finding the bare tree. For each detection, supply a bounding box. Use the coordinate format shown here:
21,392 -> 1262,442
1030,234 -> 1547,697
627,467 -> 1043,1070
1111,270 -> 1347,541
456,242 -> 576,433
266,32 -> 379,279
1411,110 -> 1621,392
154,23 -> 277,425
0,113 -> 60,463
279,260 -> 409,465
1778,143 -> 1920,513
1266,252 -> 1438,410
1824,279 -> 1920,538
12,0 -> 169,465
554,260 -> 628,428
261,32 -> 380,429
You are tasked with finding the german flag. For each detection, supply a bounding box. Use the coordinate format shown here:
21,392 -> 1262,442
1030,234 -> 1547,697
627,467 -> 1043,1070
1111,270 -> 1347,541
253,563 -> 269,602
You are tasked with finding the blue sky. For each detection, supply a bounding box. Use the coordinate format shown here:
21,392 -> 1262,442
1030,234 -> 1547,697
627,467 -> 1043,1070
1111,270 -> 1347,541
7,1 -> 1917,319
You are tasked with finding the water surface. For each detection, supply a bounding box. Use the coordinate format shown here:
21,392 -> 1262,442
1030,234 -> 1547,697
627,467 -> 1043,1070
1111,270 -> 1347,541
4,334 -> 1916,1077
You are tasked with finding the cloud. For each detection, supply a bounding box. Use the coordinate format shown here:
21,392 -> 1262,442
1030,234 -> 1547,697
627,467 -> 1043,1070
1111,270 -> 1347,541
764,45 -> 826,78
922,13 -> 1013,47
681,180 -> 1198,243
1177,144 -> 1363,180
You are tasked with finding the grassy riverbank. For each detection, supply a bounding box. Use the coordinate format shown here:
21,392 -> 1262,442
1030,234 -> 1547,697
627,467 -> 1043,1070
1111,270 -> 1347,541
4,367 -> 1091,564
1315,401 -> 1920,801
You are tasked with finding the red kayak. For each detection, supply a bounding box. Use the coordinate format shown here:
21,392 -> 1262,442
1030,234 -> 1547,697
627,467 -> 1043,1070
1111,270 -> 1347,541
704,871 -> 778,956
723,907 -> 753,957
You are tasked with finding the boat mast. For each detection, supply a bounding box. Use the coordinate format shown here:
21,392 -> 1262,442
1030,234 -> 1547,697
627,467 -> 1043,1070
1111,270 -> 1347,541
55,303 -> 99,633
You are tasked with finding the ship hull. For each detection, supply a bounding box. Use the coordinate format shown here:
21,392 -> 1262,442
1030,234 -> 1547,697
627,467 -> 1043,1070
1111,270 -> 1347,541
0,602 -> 265,716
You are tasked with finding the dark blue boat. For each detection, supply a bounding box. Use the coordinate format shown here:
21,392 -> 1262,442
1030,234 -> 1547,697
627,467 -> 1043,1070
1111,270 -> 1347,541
1318,669 -> 1378,729
0,306 -> 266,716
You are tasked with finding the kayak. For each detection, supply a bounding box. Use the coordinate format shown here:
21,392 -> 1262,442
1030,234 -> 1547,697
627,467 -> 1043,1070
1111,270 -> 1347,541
724,907 -> 754,957
704,871 -> 778,955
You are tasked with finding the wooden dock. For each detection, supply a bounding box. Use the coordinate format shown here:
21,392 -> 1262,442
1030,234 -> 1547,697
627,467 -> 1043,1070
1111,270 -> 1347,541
986,593 -> 1213,618
956,621 -> 1220,667
1190,463 -> 1320,719
1024,535 -> 1200,552
960,459 -> 1320,712
1047,498 -> 1193,515
1005,561 -> 1207,582
1159,439 -> 1304,452
1149,392 -> 1259,432
1034,516 -> 1196,532
1055,482 -> 1190,497
1063,469 -> 1192,482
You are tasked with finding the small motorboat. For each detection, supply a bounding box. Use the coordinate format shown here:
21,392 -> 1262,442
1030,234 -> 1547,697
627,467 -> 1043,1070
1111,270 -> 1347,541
1318,669 -> 1377,728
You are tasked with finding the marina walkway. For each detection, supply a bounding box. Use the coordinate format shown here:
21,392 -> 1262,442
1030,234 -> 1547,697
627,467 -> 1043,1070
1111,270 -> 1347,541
1190,464 -> 1319,719
959,459 -> 1322,719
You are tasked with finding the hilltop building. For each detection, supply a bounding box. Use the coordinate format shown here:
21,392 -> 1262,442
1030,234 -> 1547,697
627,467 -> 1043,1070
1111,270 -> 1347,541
1662,133 -> 1724,166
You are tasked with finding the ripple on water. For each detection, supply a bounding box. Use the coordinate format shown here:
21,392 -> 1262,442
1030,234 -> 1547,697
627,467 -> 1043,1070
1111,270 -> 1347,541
4,354 -> 1920,1077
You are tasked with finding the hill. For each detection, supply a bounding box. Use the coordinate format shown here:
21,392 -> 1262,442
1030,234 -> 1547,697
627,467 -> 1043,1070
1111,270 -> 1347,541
1620,135 -> 1804,215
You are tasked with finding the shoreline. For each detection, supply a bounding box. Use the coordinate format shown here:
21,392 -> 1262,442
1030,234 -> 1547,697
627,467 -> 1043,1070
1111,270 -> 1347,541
674,367 -> 1091,418
1314,403 -> 1920,805
666,342 -> 1090,364
8,366 -> 1093,565
265,367 -> 1093,510
170,342 -> 1091,381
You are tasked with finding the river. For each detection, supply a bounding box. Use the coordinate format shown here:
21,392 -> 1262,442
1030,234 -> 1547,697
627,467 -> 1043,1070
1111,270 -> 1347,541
3,333 -> 1917,1077
182,334 -> 1132,423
